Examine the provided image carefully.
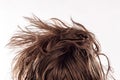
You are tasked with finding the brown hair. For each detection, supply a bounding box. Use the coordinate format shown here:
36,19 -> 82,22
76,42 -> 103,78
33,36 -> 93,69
8,16 -> 114,80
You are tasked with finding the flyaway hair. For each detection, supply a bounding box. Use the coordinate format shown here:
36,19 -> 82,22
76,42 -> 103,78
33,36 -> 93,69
8,16 -> 114,80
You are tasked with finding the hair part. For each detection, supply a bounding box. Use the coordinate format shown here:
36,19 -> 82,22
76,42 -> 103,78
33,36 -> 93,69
8,16 -> 114,80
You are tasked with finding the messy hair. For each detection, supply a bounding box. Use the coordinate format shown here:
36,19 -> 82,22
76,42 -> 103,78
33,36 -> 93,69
8,16 -> 114,80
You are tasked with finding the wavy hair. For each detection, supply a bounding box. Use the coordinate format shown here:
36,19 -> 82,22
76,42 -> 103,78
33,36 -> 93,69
8,16 -> 114,80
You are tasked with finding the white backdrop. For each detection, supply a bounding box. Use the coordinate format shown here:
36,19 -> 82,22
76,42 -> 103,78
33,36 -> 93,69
0,0 -> 120,79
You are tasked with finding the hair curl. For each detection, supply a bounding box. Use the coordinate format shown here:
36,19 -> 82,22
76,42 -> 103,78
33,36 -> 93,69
8,16 -> 114,80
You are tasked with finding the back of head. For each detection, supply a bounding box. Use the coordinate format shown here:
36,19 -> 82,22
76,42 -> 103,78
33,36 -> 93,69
8,16 -> 112,80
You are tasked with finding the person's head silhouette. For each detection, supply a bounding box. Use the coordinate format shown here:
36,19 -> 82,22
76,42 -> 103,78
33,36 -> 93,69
8,16 -> 114,80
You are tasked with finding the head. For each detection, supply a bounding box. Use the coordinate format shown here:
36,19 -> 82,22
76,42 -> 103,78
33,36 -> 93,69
8,16 -> 112,80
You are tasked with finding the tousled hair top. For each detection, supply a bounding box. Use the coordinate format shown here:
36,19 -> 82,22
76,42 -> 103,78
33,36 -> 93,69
8,16 -> 114,80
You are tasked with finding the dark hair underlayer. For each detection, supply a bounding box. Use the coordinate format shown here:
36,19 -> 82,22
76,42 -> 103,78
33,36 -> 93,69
8,16 -> 114,80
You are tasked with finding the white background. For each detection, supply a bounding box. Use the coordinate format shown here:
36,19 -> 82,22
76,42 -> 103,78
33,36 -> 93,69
0,0 -> 120,79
